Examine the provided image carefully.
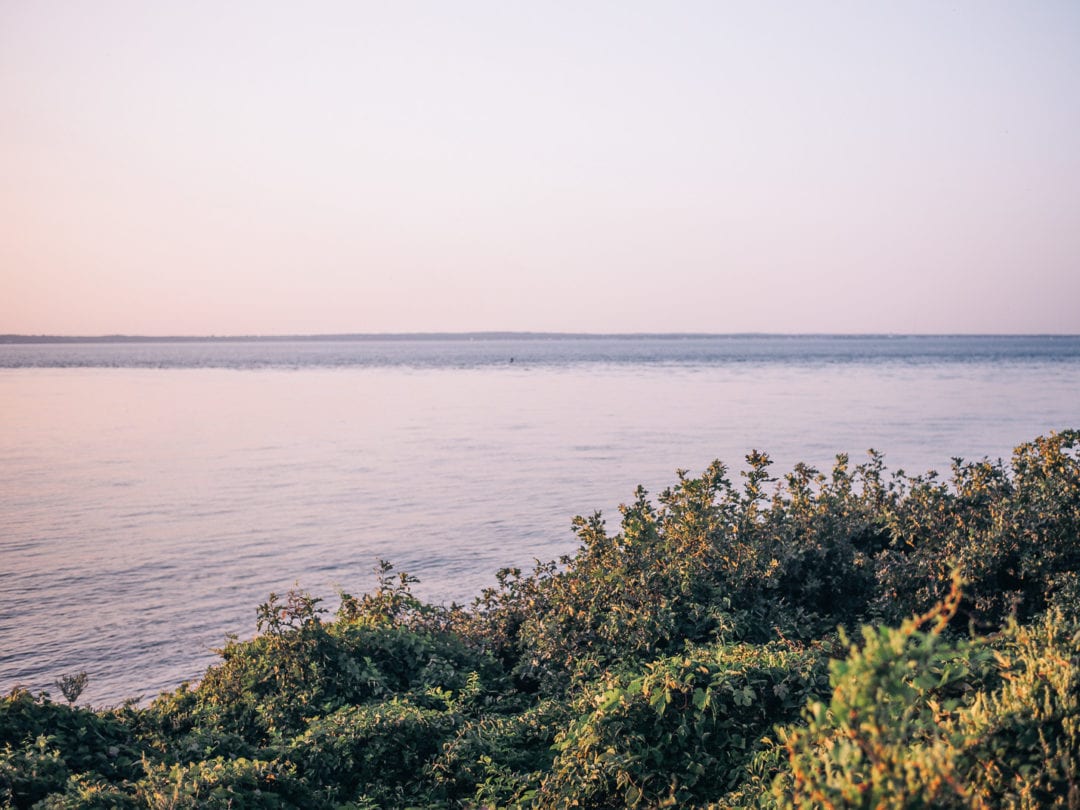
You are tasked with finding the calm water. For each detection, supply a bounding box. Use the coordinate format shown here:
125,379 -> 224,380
2,335 -> 1079,705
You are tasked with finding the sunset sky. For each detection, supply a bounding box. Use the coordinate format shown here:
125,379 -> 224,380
2,1 -> 1078,335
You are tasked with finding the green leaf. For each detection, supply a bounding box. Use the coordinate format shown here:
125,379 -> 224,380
693,688 -> 708,711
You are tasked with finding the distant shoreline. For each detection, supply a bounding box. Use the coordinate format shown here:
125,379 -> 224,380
3,332 -> 1077,344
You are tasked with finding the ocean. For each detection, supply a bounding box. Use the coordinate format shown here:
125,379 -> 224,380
2,334 -> 1078,704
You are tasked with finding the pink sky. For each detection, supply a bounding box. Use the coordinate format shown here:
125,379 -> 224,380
2,1 -> 1079,335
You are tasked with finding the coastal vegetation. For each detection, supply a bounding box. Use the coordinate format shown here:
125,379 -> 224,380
3,430 -> 1079,808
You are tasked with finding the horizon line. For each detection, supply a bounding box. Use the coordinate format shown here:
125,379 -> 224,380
3,331 -> 1080,344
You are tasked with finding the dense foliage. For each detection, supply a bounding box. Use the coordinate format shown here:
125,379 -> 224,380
3,430 -> 1078,808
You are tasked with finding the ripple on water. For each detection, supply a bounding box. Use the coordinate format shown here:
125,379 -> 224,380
2,342 -> 1079,703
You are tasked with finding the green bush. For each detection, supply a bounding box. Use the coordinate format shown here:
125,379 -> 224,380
431,698 -> 569,806
538,641 -> 828,808
30,772 -> 141,810
189,584 -> 500,743
285,699 -> 460,805
136,756 -> 311,809
5,431 -> 1079,808
775,581 -> 1080,809
0,734 -> 71,808
0,689 -> 148,808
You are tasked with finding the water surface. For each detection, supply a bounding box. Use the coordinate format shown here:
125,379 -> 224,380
1,335 -> 1078,704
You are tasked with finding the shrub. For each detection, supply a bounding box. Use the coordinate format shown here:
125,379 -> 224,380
285,699 -> 460,805
539,640 -> 829,808
775,580 -> 1080,809
136,756 -> 311,809
5,432 -> 1079,809
0,734 -> 71,808
0,688 -> 146,806
190,586 -> 499,743
431,698 -> 569,807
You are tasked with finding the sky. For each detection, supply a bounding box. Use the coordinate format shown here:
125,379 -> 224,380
2,1 -> 1079,336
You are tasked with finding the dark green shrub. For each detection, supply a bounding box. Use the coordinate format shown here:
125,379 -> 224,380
431,698 -> 569,807
455,560 -> 560,690
190,587 -> 499,743
27,773 -> 140,809
515,462 -> 749,691
136,756 -> 312,809
0,734 -> 71,808
0,689 -> 147,808
538,640 -> 829,808
749,453 -> 885,639
285,699 -> 460,805
870,430 -> 1080,629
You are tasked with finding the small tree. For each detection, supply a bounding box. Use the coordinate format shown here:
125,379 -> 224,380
54,671 -> 89,705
